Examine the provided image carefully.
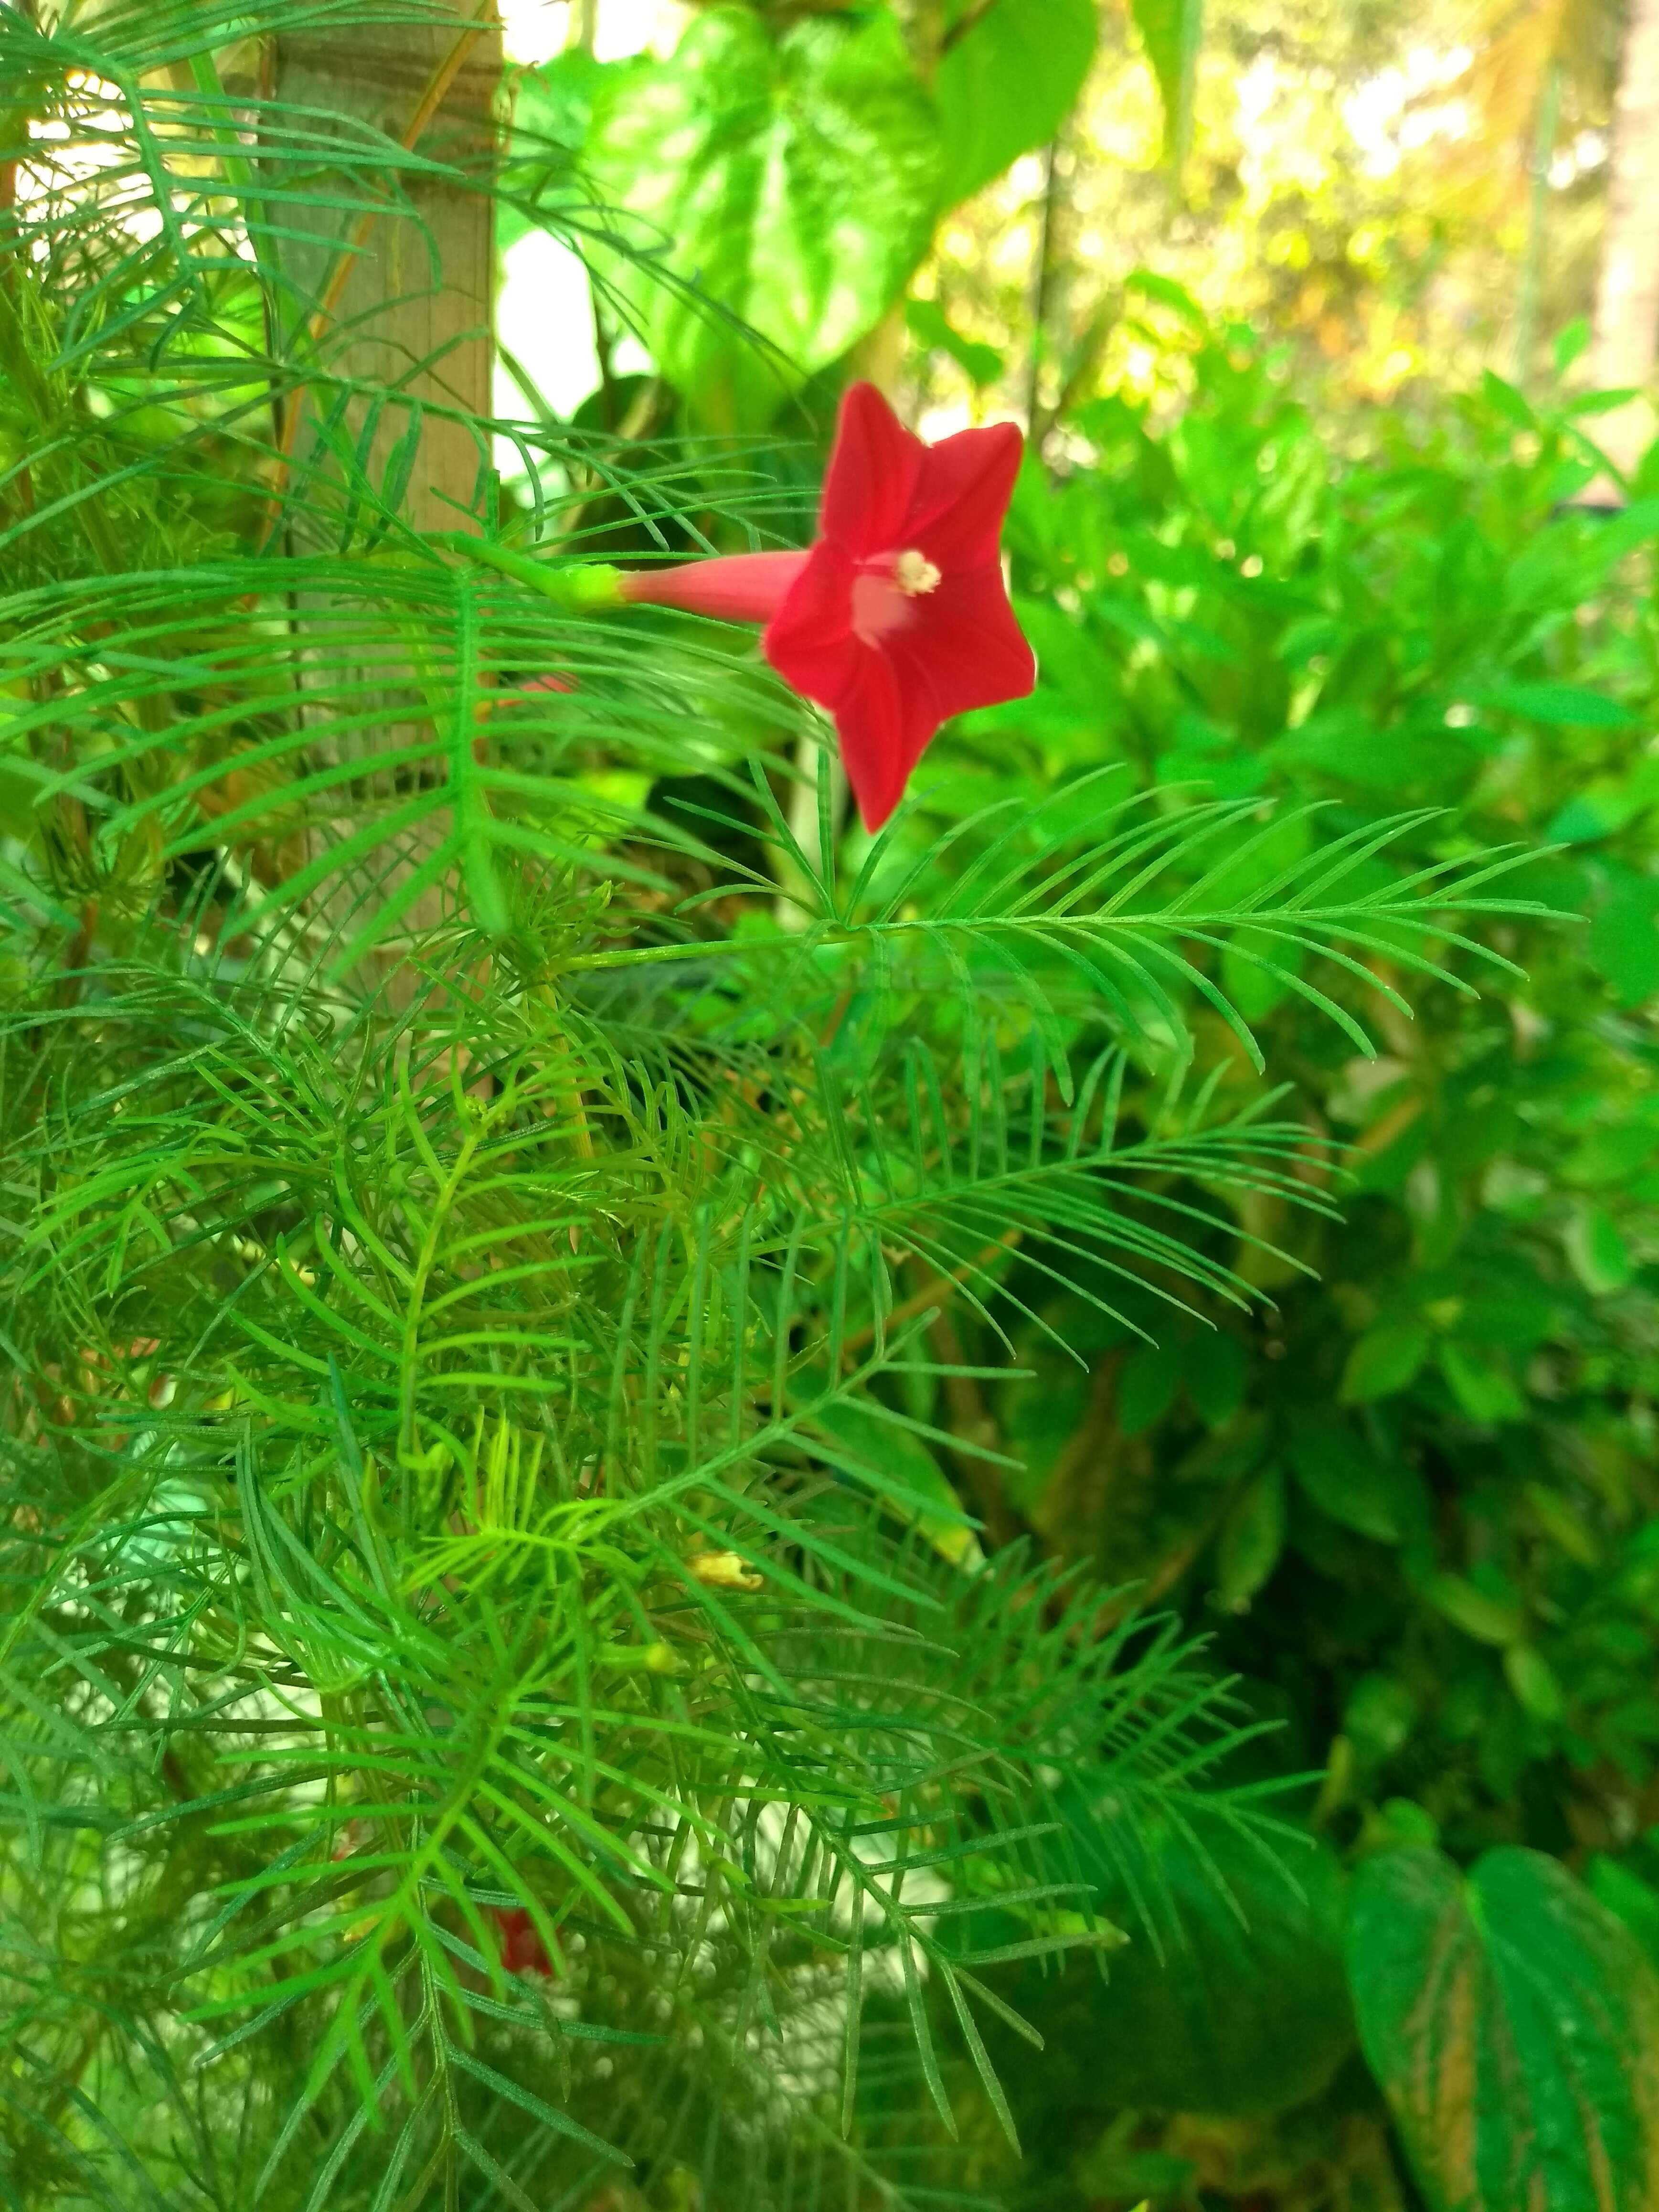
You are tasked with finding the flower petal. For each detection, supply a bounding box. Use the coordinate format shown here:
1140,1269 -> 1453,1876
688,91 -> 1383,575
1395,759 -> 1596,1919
880,561 -> 1036,723
831,648 -> 937,831
818,383 -> 924,557
903,420 -> 1024,571
763,541 -> 859,706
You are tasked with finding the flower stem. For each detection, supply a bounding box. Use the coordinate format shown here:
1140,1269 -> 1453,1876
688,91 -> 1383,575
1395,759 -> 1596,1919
436,535 -> 627,611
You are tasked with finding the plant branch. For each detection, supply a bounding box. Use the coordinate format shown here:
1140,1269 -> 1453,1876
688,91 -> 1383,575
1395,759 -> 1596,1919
839,1228 -> 1023,1368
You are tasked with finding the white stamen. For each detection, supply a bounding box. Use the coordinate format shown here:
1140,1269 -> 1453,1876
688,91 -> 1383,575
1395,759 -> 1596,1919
893,548 -> 941,596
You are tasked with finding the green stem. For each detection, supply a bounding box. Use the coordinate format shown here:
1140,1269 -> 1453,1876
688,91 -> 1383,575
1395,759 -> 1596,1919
0,282 -> 123,574
434,534 -> 625,611
1514,62 -> 1563,389
397,1118 -> 485,1463
1026,140 -> 1063,440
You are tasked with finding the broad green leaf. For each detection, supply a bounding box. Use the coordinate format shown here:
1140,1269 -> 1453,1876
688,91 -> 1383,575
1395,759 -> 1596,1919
1546,785 -> 1640,845
583,7 -> 942,426
0,756 -> 45,848
1502,1642 -> 1564,1724
1562,1124 -> 1659,1187
935,0 -> 1098,208
1523,1481 -> 1600,1567
1593,496 -> 1659,558
1127,0 -> 1204,169
1184,1328 -> 1246,1427
1078,2140 -> 1196,2204
1564,1205 -> 1633,1295
1480,370 -> 1535,430
1479,681 -> 1638,729
1457,1286 -> 1560,1351
1118,1337 -> 1180,1436
1048,1799 -> 1352,2115
1587,1857 -> 1659,1971
502,50 -> 602,249
1287,1416 -> 1426,1543
1438,1342 -> 1525,1426
1425,1573 -> 1523,1647
1555,316 -> 1591,371
809,1399 -> 984,1568
1125,268 -> 1208,326
1214,1467 -> 1285,1610
1339,1323 -> 1429,1405
1563,383 -> 1645,418
1589,868 -> 1659,1007
905,296 -> 1003,387
1349,1847 -> 1659,2212
1344,1672 -> 1418,1764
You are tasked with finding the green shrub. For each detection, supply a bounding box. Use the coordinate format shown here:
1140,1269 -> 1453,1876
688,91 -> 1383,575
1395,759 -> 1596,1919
905,301 -> 1659,2204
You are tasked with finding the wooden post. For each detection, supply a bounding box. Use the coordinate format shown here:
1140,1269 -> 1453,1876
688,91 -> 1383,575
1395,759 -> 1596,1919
273,3 -> 501,536
268,5 -> 503,978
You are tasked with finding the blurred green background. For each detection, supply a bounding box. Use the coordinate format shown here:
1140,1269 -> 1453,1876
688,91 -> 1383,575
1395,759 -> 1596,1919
488,0 -> 1659,2201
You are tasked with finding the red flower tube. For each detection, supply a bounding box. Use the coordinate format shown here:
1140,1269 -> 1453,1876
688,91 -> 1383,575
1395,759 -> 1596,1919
618,385 -> 1037,830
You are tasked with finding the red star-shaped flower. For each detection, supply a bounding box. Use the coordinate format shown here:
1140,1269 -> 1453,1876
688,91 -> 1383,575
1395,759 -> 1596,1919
765,385 -> 1034,830
615,385 -> 1035,829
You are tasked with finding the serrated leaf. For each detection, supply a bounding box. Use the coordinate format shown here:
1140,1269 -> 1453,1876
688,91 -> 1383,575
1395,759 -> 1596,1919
1349,1847 -> 1659,2212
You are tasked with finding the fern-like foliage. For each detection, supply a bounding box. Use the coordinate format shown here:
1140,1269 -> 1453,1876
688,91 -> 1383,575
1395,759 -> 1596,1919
0,5 -> 1547,2206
